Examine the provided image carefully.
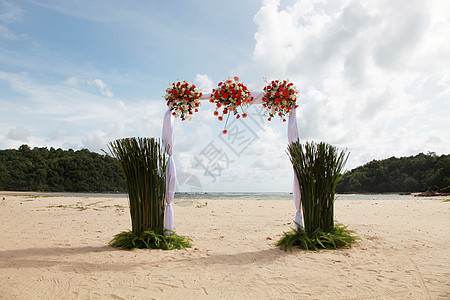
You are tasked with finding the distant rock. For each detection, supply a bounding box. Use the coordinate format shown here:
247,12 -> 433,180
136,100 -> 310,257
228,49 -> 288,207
415,191 -> 450,197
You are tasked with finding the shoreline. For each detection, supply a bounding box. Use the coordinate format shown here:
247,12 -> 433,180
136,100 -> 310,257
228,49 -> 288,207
1,190 -> 449,201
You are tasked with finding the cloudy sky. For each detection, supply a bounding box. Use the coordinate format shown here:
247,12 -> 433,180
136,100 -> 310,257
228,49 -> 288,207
1,0 -> 449,192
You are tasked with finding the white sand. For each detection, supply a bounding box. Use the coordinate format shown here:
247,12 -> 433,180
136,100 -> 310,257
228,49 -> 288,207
0,193 -> 449,299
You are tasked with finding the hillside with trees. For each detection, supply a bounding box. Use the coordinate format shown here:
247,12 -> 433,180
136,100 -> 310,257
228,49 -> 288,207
0,145 -> 126,192
1,146 -> 449,194
336,152 -> 450,193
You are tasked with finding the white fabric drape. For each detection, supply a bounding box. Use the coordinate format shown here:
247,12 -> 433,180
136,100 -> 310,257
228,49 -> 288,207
288,108 -> 303,229
162,109 -> 175,235
163,90 -> 303,231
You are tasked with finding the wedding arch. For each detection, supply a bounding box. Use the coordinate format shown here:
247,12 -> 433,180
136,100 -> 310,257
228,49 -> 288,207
161,78 -> 303,234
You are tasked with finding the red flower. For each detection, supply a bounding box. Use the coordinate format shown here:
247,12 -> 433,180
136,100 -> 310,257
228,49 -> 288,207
218,116 -> 223,121
222,130 -> 228,134
214,111 -> 219,116
165,80 -> 202,121
211,77 -> 251,124
242,113 -> 247,118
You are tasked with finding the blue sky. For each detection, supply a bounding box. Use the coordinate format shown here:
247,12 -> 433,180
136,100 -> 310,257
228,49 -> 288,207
1,0 -> 449,192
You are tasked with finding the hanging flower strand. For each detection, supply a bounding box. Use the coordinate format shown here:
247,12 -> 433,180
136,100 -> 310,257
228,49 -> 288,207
262,79 -> 299,122
164,80 -> 203,121
210,76 -> 253,134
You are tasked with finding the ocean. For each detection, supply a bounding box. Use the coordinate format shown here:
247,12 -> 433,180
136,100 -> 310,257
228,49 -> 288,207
0,191 -> 442,201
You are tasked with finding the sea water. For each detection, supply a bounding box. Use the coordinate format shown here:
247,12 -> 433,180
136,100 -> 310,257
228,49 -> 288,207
0,191 -> 441,201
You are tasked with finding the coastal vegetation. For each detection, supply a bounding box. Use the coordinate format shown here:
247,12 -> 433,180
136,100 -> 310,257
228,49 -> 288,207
0,144 -> 126,192
336,152 -> 450,194
0,145 -> 448,194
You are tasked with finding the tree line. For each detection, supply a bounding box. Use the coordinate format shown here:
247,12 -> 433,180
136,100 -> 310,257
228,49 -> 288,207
1,145 -> 449,193
336,152 -> 450,193
0,145 -> 127,192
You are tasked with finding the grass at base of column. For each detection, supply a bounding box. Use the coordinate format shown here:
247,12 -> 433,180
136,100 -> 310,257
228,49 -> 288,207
276,223 -> 358,251
109,229 -> 192,250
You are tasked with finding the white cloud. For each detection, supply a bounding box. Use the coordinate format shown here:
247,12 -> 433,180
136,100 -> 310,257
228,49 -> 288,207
0,1 -> 25,41
247,0 -> 450,169
195,74 -> 214,92
0,71 -> 168,153
46,121 -> 70,141
65,76 -> 80,86
0,25 -> 16,40
82,129 -> 108,151
7,126 -> 30,141
90,79 -> 114,98
0,1 -> 24,23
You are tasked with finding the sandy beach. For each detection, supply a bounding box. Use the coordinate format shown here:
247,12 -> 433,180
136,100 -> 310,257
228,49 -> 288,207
0,193 -> 449,299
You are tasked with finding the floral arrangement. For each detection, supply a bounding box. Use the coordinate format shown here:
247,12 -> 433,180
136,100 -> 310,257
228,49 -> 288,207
164,81 -> 203,121
262,79 -> 299,122
210,76 -> 253,134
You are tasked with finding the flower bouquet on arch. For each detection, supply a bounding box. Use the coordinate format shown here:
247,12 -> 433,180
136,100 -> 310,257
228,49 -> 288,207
262,79 -> 299,122
210,76 -> 253,134
164,80 -> 203,121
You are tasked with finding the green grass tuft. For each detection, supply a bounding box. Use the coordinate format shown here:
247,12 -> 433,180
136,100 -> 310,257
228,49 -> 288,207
109,229 -> 191,250
276,223 -> 359,252
444,199 -> 450,202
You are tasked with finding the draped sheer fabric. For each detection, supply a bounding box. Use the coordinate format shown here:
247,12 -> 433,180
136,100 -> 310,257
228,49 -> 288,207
162,110 -> 175,235
288,108 -> 303,229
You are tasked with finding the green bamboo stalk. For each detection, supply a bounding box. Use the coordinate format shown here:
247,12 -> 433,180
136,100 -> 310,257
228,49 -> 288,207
288,141 -> 348,234
108,137 -> 167,236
